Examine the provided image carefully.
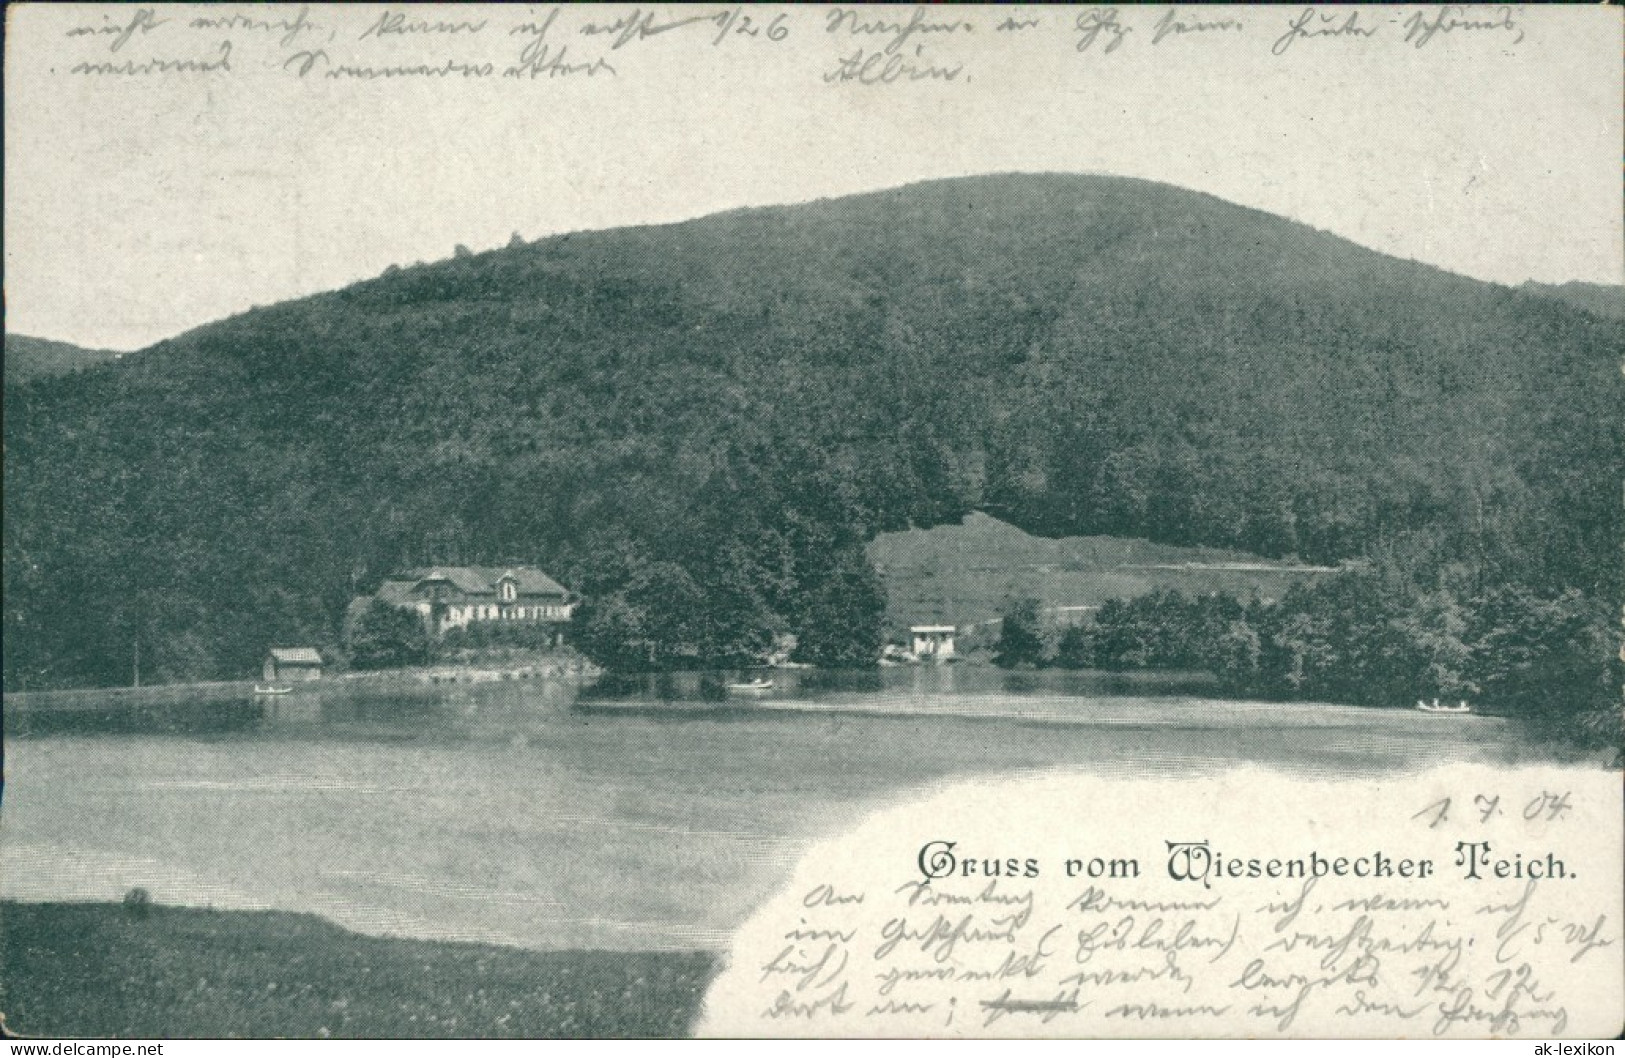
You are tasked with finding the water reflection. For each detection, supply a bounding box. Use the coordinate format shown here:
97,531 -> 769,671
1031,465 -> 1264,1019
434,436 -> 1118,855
5,678 -> 575,742
577,664 -> 1216,705
0,666 -> 1562,758
259,697 -> 322,726
794,668 -> 886,694
7,700 -> 264,738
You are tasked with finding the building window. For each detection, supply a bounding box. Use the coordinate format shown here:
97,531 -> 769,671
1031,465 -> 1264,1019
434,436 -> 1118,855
500,581 -> 516,602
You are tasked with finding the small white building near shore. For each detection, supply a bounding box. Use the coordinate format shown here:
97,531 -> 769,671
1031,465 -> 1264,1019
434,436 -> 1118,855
910,625 -> 956,661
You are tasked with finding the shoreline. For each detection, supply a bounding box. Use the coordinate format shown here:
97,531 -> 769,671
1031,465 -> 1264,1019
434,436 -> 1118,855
3,654 -> 599,712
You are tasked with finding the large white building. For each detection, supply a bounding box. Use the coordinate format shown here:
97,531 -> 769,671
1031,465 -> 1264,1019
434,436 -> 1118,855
375,566 -> 577,639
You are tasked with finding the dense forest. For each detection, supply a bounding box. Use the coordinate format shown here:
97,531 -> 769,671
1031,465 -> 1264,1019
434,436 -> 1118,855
5,174 -> 1620,739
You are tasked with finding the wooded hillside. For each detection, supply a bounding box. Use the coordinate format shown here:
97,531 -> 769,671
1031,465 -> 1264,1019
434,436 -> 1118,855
6,174 -> 1619,715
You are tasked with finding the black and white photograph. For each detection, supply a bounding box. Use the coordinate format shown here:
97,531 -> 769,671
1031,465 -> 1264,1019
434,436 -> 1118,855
3,2 -> 1622,1042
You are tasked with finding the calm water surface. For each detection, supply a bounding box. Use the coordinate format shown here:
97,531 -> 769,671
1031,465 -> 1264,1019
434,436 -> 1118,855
0,668 -> 1579,951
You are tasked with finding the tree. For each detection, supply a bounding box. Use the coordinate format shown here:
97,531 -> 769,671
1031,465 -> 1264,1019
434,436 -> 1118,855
1052,622 -> 1095,669
1209,616 -> 1264,695
1091,596 -> 1157,670
348,599 -> 429,670
993,597 -> 1045,668
573,592 -> 658,671
572,560 -> 772,671
1466,586 -> 1613,723
792,553 -> 886,667
1392,587 -> 1477,701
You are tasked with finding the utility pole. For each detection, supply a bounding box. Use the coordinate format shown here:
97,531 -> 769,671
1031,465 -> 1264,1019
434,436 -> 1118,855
133,635 -> 141,688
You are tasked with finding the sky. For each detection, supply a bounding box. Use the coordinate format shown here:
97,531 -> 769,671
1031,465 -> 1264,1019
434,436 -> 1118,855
5,3 -> 1622,351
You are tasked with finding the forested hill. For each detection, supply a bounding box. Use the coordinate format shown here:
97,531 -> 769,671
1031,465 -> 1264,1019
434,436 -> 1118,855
5,173 -> 1620,689
4,335 -> 123,384
1521,281 -> 1625,321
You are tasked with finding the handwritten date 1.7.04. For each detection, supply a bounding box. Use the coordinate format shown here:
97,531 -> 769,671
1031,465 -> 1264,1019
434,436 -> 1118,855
1413,791 -> 1573,829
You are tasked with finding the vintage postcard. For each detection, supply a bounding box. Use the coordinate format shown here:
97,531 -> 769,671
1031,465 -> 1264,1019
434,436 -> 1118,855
3,2 -> 1621,1043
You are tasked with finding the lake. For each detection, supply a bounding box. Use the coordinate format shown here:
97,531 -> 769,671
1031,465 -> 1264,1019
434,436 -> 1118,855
0,667 -> 1587,952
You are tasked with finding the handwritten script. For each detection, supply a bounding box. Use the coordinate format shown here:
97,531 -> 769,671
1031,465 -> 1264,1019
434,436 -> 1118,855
699,766 -> 1622,1037
47,5 -> 1533,88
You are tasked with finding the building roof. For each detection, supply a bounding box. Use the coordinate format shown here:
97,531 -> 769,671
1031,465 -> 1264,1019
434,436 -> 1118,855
267,647 -> 323,665
382,565 -> 571,598
374,579 -> 419,606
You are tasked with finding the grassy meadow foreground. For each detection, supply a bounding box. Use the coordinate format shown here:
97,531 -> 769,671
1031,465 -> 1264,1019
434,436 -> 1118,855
0,901 -> 715,1039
